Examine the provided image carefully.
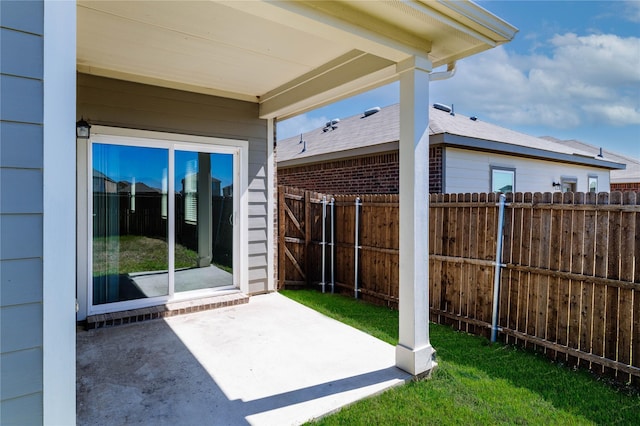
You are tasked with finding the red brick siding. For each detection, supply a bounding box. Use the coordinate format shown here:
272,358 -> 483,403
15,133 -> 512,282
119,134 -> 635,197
277,147 -> 444,194
278,152 -> 399,194
611,182 -> 640,192
429,146 -> 443,193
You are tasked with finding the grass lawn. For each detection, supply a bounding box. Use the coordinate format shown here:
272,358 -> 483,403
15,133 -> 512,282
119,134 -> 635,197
93,235 -> 198,275
281,289 -> 640,425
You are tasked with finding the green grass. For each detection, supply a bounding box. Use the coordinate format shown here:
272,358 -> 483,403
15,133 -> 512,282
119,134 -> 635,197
93,235 -> 198,275
281,290 -> 640,425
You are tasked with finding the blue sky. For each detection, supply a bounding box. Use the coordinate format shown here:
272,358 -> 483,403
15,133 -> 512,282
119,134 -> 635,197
278,1 -> 640,160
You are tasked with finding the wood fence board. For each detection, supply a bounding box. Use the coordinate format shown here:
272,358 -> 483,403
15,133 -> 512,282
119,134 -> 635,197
579,191 -> 597,366
499,193 -> 513,338
605,192 -> 622,376
278,187 -> 639,382
567,192 -> 585,366
591,192 -> 610,374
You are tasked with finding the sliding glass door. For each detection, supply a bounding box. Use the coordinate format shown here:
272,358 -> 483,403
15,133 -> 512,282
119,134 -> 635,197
174,150 -> 234,293
92,144 -> 170,305
90,136 -> 238,311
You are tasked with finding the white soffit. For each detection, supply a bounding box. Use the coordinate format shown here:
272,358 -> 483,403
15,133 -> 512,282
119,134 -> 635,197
77,1 -> 516,117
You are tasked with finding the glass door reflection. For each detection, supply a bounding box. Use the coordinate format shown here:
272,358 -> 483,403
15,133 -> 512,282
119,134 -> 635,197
92,144 -> 169,304
174,151 -> 234,292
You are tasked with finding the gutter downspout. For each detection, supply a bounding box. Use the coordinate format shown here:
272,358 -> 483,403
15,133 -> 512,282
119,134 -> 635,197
429,61 -> 457,82
491,193 -> 507,342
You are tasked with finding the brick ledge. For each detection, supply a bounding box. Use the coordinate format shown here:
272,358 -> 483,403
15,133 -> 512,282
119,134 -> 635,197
83,292 -> 249,329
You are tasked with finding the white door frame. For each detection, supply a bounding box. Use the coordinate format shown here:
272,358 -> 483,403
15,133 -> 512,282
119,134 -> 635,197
76,126 -> 249,320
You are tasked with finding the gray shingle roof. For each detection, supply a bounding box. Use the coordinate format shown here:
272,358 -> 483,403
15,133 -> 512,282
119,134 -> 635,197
277,103 -> 625,170
541,137 -> 640,183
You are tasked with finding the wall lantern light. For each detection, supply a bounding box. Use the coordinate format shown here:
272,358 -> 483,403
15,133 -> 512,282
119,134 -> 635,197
552,181 -> 561,190
76,117 -> 91,139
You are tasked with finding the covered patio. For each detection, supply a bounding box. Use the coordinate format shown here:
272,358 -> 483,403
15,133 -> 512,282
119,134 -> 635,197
77,292 -> 410,425
0,1 -> 516,424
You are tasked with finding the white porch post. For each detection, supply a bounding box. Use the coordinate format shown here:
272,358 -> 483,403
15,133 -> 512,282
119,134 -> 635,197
395,56 -> 436,376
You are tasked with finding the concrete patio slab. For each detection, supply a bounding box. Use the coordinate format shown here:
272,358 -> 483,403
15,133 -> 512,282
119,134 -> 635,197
77,292 -> 411,425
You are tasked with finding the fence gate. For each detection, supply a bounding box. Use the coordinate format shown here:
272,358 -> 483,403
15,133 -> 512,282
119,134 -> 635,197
278,187 -> 328,289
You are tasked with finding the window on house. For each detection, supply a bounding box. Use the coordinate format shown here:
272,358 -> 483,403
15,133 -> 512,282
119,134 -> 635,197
588,175 -> 598,193
561,176 -> 577,193
491,166 -> 515,193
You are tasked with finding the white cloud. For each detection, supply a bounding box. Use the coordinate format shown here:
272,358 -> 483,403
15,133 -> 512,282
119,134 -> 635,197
624,0 -> 640,23
430,32 -> 640,129
277,114 -> 329,140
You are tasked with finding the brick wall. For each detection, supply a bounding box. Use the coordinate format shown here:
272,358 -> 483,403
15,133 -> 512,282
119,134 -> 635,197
278,151 -> 400,194
429,146 -> 443,193
611,182 -> 640,192
277,146 -> 444,194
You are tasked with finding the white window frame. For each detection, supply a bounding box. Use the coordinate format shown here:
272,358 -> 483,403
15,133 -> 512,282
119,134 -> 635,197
490,165 -> 516,193
588,175 -> 598,193
77,126 -> 249,318
561,176 -> 577,193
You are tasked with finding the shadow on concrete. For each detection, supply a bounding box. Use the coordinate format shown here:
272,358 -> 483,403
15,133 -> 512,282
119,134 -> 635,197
77,293 -> 410,425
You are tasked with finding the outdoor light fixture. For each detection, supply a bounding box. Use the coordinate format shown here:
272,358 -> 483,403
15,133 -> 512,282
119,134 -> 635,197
552,181 -> 561,190
76,117 -> 91,139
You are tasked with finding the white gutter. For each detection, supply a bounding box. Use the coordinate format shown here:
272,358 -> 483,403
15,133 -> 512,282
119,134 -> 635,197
430,61 -> 457,81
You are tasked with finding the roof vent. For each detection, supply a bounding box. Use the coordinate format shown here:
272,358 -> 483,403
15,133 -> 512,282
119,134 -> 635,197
470,116 -> 477,121
363,106 -> 381,117
597,147 -> 603,158
433,103 -> 451,113
323,118 -> 340,131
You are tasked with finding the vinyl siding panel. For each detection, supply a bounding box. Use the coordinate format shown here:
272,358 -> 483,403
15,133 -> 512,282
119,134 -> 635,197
444,147 -> 611,194
0,28 -> 43,79
0,348 -> 43,401
0,75 -> 43,123
0,259 -> 43,306
0,169 -> 43,214
0,4 -> 45,420
77,74 -> 270,294
0,123 -> 43,168
0,393 -> 43,426
1,303 -> 42,353
0,1 -> 44,35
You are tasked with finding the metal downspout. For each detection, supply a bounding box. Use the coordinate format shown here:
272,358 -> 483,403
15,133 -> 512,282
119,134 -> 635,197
321,196 -> 327,293
354,197 -> 361,299
491,193 -> 507,342
429,61 -> 457,82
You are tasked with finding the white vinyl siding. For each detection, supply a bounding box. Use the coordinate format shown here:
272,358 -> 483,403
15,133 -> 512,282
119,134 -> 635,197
444,147 -> 611,194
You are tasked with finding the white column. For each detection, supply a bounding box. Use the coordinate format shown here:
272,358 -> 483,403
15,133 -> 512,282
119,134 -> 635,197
197,153 -> 213,267
43,0 -> 77,423
395,56 -> 436,376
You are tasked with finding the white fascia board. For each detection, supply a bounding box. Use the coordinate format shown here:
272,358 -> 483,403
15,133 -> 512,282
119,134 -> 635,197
431,0 -> 519,43
260,54 -> 397,119
432,134 -> 627,170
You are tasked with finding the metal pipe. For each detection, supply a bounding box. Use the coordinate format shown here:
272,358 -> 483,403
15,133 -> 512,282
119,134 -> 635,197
321,196 -> 327,293
354,197 -> 361,299
330,197 -> 335,293
491,193 -> 507,342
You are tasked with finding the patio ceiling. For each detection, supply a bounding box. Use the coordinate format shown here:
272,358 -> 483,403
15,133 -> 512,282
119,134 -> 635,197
77,1 -> 516,120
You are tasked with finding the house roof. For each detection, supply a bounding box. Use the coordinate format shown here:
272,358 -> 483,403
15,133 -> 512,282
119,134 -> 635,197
541,137 -> 640,183
277,103 -> 626,170
77,1 -> 517,120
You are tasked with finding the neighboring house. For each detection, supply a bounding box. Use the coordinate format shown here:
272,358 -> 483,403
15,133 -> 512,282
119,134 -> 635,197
0,1 -> 516,423
542,137 -> 640,193
278,103 -> 626,194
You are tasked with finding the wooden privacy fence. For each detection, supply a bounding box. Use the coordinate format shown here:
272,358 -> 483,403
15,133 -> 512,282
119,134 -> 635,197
278,185 -> 640,384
